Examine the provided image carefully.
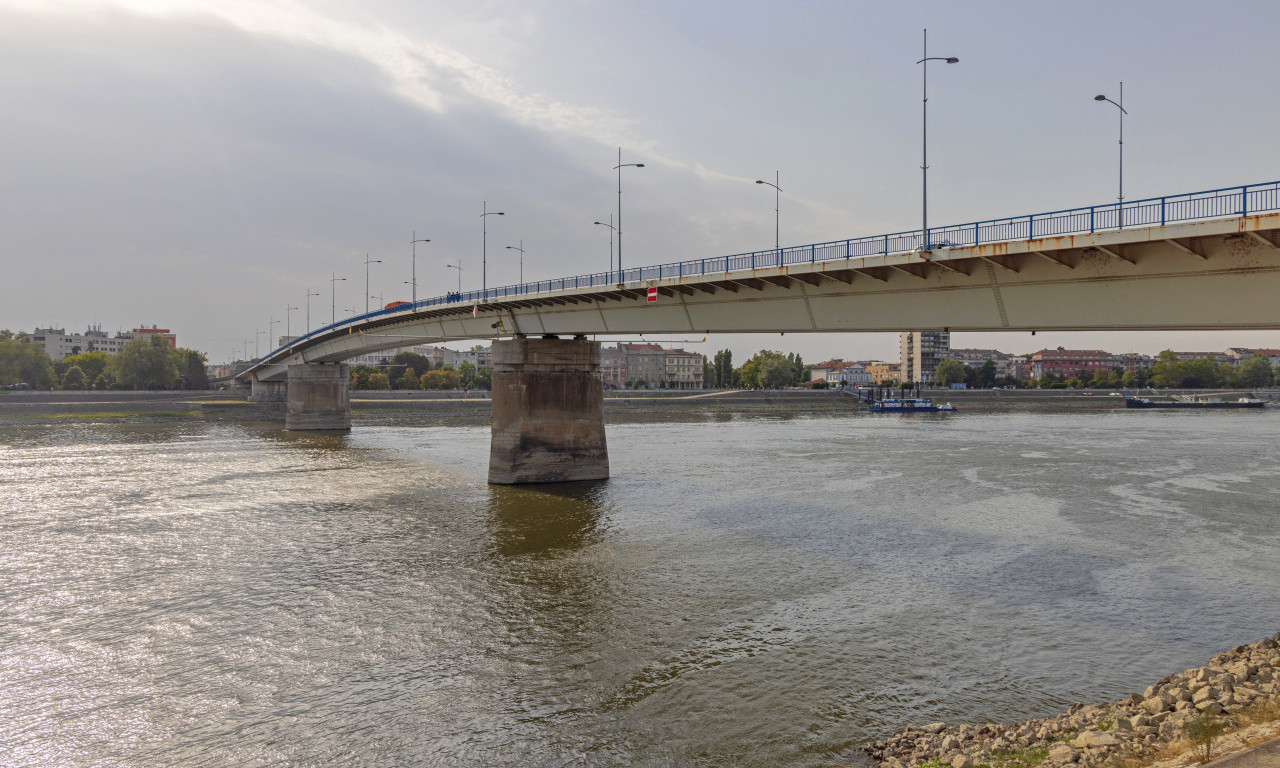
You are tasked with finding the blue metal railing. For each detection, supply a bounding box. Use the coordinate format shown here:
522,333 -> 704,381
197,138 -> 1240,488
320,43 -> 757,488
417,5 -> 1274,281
235,180 -> 1280,378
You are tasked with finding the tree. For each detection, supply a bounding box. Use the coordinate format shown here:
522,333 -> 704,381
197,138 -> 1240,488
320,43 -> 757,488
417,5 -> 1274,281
933,358 -> 967,387
757,356 -> 794,389
458,361 -> 477,388
62,365 -> 87,390
93,372 -> 115,390
0,339 -> 54,387
350,364 -> 376,389
62,351 -> 110,383
978,360 -> 997,388
1149,350 -> 1182,388
109,336 -> 179,390
390,351 -> 432,379
175,348 -> 209,390
367,372 -> 390,389
1237,355 -> 1274,388
473,368 -> 492,389
396,369 -> 421,389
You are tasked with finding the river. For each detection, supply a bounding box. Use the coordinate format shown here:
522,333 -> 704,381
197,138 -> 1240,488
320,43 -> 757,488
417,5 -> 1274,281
2,408 -> 1278,767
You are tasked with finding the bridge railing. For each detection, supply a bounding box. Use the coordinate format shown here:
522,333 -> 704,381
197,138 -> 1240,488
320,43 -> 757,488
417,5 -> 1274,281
237,179 -> 1280,376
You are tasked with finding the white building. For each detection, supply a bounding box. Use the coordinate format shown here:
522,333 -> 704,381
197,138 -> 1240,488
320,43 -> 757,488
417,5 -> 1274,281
29,325 -> 176,362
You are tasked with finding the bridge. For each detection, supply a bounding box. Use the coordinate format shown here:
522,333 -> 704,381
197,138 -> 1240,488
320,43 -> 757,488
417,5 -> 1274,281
233,180 -> 1280,483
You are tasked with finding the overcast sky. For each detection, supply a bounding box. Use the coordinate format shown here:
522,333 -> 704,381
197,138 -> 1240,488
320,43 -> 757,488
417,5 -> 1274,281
4,0 -> 1279,363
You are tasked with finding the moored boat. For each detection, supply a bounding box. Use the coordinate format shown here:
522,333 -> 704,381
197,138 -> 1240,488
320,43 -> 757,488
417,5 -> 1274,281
868,397 -> 957,413
1124,396 -> 1265,409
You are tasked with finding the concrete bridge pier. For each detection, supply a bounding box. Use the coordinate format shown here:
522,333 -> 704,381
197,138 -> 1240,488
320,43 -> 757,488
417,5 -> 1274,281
285,363 -> 351,431
488,336 -> 609,484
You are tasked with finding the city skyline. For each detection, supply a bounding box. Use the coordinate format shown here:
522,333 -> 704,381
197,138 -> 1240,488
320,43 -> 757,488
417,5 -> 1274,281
3,1 -> 1280,364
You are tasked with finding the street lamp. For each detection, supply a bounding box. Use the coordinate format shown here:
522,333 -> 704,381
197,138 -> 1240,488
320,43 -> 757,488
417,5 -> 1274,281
285,304 -> 299,339
505,240 -> 525,284
267,317 -> 277,352
255,329 -> 264,359
446,261 -> 462,294
410,232 -> 430,306
754,171 -> 782,251
481,201 -> 504,297
1094,83 -> 1127,227
614,147 -> 644,284
593,217 -> 615,275
363,254 -> 381,314
305,290 -> 320,334
917,28 -> 959,251
330,272 -> 346,325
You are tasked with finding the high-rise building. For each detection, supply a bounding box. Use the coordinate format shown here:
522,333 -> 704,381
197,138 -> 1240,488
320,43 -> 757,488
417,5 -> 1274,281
899,331 -> 950,383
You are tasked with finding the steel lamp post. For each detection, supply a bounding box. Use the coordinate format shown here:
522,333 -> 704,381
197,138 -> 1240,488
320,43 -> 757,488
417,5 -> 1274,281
754,171 -> 782,251
1094,83 -> 1128,227
593,217 -> 615,275
614,148 -> 644,284
410,233 -> 430,305
481,202 -> 504,297
505,240 -> 525,285
917,29 -> 959,251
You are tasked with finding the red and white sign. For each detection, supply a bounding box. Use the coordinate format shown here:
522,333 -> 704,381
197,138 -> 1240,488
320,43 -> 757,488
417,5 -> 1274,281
647,286 -> 657,302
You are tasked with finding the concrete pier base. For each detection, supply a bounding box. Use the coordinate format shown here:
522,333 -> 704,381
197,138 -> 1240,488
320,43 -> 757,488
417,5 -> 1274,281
285,363 -> 351,431
488,337 -> 609,484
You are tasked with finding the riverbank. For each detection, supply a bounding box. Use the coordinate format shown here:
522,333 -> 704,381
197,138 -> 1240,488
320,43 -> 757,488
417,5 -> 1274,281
864,635 -> 1280,768
2,388 -> 1277,426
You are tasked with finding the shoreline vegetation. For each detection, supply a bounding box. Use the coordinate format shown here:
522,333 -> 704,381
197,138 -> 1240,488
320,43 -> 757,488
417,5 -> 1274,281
864,635 -> 1280,768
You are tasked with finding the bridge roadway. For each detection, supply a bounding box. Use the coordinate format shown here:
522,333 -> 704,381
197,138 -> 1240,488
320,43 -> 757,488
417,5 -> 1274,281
243,211 -> 1280,383
232,181 -> 1280,483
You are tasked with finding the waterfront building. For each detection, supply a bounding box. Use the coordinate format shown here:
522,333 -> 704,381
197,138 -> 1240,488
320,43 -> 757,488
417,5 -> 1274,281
29,325 -> 176,362
864,361 -> 901,383
664,348 -> 704,390
1227,348 -> 1280,366
1030,349 -> 1128,379
809,360 -> 872,386
899,331 -> 950,384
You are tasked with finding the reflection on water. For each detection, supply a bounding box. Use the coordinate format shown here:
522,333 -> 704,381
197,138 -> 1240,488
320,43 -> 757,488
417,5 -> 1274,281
1,412 -> 1279,767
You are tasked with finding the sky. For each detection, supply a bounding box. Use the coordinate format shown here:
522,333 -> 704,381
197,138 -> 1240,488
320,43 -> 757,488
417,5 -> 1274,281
3,0 -> 1280,364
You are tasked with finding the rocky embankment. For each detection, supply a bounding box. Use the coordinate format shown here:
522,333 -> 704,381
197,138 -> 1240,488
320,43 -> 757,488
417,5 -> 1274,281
866,634 -> 1280,768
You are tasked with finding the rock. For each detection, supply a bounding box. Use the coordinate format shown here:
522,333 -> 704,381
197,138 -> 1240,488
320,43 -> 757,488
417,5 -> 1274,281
1048,743 -> 1079,764
1071,731 -> 1119,749
925,722 -> 947,734
940,736 -> 959,752
1196,701 -> 1224,715
1192,686 -> 1217,704
951,755 -> 972,768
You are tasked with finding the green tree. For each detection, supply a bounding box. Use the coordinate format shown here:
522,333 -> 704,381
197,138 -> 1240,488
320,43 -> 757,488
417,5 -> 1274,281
458,361 -> 477,388
1149,350 -> 1182,388
367,372 -> 390,389
62,351 -> 110,383
933,358 -> 967,387
978,360 -> 997,388
175,348 -> 209,390
1236,355 -> 1274,388
757,356 -> 794,388
1181,358 -> 1223,389
396,369 -> 421,389
109,336 -> 179,390
93,372 -> 115,390
349,364 -> 376,389
391,351 -> 432,379
0,338 -> 54,387
62,365 -> 87,390
473,368 -> 492,389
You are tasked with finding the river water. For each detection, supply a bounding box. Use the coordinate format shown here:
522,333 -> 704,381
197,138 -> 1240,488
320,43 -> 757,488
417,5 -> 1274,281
2,409 -> 1279,767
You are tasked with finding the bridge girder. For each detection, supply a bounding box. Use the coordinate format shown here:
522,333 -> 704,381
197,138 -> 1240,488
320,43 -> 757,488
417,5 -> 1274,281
239,213 -> 1280,383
